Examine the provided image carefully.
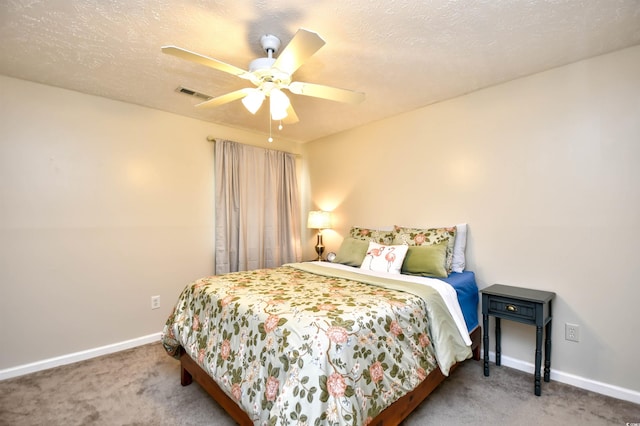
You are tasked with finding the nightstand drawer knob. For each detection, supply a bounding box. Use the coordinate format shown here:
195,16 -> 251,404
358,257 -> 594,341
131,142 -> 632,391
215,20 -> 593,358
506,304 -> 518,312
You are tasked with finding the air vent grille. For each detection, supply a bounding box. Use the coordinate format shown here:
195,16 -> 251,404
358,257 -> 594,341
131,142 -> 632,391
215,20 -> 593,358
176,86 -> 212,101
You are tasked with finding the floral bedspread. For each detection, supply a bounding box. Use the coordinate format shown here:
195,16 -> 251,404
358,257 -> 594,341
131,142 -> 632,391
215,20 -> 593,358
162,263 -> 471,425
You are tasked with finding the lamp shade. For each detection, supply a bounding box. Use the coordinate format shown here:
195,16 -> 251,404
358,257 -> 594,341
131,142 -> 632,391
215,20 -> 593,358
241,90 -> 265,114
307,211 -> 332,229
270,88 -> 290,120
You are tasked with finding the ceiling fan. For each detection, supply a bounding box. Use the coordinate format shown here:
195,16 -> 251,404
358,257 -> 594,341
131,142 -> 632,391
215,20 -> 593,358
162,28 -> 365,126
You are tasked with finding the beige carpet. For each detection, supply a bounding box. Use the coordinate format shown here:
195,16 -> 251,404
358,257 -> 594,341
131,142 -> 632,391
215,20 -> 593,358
0,343 -> 638,425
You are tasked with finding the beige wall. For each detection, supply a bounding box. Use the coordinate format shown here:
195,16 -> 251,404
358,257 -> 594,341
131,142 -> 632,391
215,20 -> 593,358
1,42 -> 639,399
304,46 -> 640,395
0,75 -> 301,370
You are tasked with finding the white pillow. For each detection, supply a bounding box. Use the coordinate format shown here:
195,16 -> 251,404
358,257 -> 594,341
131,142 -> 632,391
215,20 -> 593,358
451,223 -> 467,273
360,242 -> 408,274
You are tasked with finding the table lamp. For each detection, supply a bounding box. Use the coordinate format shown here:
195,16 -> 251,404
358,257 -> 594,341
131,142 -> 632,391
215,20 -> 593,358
307,211 -> 332,261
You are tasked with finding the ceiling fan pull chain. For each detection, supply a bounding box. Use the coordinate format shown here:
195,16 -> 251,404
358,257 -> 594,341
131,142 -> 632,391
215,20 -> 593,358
268,109 -> 274,143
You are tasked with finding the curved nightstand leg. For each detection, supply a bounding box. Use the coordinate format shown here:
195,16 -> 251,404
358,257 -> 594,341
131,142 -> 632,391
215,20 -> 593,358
535,325 -> 543,396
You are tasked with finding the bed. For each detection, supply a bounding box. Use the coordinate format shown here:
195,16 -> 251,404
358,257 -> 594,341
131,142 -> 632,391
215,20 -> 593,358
162,224 -> 479,425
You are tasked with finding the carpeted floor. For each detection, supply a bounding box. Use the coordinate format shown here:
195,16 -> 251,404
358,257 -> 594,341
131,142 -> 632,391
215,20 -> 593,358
0,343 -> 638,425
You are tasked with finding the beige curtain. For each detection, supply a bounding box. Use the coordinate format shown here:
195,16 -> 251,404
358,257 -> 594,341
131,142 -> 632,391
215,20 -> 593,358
214,139 -> 301,274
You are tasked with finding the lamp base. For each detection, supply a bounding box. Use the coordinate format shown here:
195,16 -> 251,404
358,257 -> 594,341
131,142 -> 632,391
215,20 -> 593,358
314,232 -> 325,261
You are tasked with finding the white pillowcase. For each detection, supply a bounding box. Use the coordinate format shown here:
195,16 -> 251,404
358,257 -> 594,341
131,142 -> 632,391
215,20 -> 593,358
360,242 -> 408,274
451,223 -> 467,273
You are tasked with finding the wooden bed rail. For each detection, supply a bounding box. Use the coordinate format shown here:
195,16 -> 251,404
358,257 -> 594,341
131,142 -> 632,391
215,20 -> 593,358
178,325 -> 481,425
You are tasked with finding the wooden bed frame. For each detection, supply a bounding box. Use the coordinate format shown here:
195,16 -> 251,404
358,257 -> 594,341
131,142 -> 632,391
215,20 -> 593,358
178,326 -> 481,425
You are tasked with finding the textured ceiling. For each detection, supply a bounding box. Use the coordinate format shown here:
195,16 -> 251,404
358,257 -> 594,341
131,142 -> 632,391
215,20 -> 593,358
1,0 -> 639,143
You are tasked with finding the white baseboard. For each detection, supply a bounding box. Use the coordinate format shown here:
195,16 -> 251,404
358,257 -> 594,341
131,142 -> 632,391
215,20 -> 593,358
483,350 -> 640,405
2,337 -> 638,406
0,332 -> 161,381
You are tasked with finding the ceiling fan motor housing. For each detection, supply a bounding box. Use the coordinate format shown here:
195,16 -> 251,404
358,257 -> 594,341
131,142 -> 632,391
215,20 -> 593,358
249,56 -> 291,90
249,57 -> 276,73
249,35 -> 289,88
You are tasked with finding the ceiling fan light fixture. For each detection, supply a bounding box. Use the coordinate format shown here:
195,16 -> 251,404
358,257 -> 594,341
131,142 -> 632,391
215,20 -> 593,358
270,88 -> 290,121
270,106 -> 288,121
241,90 -> 265,114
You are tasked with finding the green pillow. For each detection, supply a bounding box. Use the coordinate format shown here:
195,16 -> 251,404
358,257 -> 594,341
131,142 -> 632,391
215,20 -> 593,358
334,237 -> 370,267
401,241 -> 448,278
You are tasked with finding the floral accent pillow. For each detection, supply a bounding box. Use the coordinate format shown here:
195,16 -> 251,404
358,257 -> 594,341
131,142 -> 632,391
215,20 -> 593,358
359,242 -> 409,274
349,226 -> 394,245
392,225 -> 457,273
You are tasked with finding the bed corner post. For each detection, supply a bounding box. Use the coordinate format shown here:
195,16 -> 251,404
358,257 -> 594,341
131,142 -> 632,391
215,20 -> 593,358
178,347 -> 193,386
471,326 -> 482,361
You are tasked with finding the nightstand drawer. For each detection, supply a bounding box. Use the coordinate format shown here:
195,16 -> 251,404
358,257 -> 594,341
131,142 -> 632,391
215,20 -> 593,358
487,296 -> 536,322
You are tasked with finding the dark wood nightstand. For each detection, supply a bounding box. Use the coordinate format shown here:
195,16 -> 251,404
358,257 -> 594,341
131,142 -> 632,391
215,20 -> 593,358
481,284 -> 556,396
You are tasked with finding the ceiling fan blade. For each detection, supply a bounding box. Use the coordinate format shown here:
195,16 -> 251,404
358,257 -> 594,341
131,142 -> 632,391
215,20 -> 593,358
162,45 -> 255,82
273,29 -> 326,75
195,88 -> 253,108
288,81 -> 365,104
282,104 -> 299,124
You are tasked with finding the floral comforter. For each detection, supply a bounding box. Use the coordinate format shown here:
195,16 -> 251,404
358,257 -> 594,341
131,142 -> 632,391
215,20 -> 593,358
162,263 -> 471,425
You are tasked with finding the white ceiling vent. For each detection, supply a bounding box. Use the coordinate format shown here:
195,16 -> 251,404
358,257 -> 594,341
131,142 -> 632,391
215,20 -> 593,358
175,86 -> 212,101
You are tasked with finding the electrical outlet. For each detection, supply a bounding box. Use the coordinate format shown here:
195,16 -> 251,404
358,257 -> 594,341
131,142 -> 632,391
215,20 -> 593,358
565,323 -> 580,342
151,295 -> 160,310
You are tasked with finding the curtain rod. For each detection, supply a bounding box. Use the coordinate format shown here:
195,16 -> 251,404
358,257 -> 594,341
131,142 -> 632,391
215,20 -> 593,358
207,136 -> 301,158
